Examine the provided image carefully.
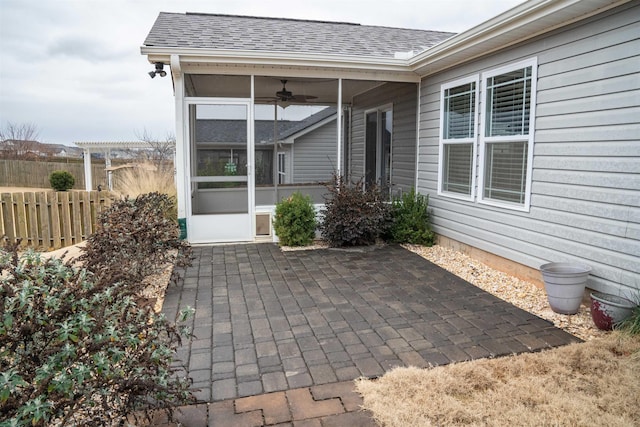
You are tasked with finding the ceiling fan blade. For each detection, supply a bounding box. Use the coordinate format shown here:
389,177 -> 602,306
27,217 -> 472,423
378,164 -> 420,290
290,94 -> 318,102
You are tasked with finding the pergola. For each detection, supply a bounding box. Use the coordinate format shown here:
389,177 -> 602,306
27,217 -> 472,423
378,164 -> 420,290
74,141 -> 155,191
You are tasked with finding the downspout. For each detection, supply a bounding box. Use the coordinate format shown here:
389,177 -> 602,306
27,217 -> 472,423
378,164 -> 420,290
337,78 -> 343,177
414,81 -> 421,192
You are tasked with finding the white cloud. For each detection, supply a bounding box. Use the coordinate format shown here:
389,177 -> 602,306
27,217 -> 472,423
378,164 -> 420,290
0,0 -> 524,145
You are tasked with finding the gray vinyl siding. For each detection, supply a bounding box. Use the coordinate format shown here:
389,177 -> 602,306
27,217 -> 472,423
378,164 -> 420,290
417,2 -> 640,296
350,82 -> 418,194
292,120 -> 337,183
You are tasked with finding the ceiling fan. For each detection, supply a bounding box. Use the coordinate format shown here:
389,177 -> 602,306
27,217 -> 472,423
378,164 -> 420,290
273,79 -> 318,103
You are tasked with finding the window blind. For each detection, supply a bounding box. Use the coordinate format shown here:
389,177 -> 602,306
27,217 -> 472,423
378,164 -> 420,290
483,141 -> 528,204
443,143 -> 473,195
485,67 -> 531,137
444,83 -> 475,139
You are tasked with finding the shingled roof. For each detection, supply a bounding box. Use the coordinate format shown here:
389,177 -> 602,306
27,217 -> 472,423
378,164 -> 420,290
196,107 -> 337,144
144,13 -> 455,59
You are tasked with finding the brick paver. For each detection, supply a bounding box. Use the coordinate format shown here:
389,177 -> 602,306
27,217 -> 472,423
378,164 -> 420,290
157,243 -> 580,425
143,381 -> 374,426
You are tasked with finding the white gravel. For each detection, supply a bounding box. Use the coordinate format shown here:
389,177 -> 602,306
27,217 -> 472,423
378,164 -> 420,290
403,244 -> 606,341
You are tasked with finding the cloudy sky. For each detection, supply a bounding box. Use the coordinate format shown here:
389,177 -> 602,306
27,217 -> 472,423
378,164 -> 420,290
0,0 -> 524,146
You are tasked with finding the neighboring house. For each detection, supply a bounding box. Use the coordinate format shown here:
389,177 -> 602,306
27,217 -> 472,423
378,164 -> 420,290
0,140 -> 82,159
195,107 -> 337,186
141,0 -> 639,297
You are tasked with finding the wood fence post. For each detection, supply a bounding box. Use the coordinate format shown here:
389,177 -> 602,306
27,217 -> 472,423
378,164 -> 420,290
1,193 -> 15,242
24,192 -> 39,248
37,191 -> 51,250
81,191 -> 92,240
50,192 -> 62,249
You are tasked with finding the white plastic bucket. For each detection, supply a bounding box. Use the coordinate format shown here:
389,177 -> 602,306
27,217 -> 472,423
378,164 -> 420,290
540,262 -> 591,315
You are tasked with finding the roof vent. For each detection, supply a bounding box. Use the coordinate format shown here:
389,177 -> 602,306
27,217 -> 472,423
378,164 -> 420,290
394,50 -> 415,60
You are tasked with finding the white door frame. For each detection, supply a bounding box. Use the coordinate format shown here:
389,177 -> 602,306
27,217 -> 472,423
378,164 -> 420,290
184,97 -> 255,243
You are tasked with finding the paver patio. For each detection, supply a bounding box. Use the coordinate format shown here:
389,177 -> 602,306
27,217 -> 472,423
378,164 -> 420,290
160,243 -> 579,425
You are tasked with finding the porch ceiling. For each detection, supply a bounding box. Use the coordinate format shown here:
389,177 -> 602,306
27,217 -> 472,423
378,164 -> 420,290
185,74 -> 388,105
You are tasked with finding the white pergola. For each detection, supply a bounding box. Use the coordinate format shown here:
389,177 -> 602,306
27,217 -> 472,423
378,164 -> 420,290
74,141 -> 154,191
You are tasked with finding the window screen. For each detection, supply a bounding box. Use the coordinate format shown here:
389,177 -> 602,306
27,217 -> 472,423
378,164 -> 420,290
485,67 -> 532,137
483,141 -> 528,204
482,63 -> 534,207
440,80 -> 476,197
442,143 -> 473,195
444,82 -> 476,139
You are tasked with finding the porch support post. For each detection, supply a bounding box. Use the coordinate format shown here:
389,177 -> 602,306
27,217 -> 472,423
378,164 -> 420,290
105,149 -> 112,191
337,78 -> 342,177
83,148 -> 92,191
171,54 -> 187,221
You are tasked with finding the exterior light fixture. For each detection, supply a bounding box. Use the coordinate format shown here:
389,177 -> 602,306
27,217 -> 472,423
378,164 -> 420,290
149,62 -> 167,78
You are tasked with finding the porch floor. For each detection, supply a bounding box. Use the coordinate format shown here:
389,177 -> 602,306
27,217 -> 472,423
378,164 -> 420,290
159,243 -> 580,426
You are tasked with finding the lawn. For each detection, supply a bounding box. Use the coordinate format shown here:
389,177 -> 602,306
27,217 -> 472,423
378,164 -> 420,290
356,332 -> 640,426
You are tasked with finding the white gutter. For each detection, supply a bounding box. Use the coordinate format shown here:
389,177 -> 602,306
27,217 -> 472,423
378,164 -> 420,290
141,46 -> 411,69
141,47 -> 421,82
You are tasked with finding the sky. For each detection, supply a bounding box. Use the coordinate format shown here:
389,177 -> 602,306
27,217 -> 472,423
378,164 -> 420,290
0,0 -> 525,147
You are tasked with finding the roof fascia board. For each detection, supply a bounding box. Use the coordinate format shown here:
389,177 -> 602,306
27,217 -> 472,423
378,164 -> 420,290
141,47 -> 421,82
141,46 -> 410,68
409,0 -> 630,76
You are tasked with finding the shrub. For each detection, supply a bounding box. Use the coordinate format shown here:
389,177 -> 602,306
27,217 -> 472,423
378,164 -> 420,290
0,246 -> 195,426
112,163 -> 178,221
319,174 -> 390,247
619,296 -> 640,336
80,192 -> 190,297
49,170 -> 75,191
273,192 -> 316,247
113,162 -> 176,199
386,188 -> 436,246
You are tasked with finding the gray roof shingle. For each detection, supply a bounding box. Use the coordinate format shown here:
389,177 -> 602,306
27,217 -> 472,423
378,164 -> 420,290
195,107 -> 337,144
144,13 -> 454,59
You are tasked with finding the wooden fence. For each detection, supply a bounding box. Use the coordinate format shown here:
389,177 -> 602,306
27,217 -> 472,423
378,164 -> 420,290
0,191 -> 114,250
0,159 -> 107,189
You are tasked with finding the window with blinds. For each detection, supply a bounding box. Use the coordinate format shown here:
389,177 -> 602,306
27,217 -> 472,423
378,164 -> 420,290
438,58 -> 536,210
443,143 -> 473,194
444,83 -> 475,139
439,78 -> 477,198
480,59 -> 536,210
485,67 -> 532,137
483,141 -> 528,204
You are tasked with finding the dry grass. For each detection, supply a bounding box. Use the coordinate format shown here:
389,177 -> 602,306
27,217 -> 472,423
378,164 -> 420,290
356,332 -> 640,427
112,162 -> 176,199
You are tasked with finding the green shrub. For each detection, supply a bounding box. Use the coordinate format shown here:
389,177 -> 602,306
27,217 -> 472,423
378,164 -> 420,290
619,297 -> 640,336
319,174 -> 390,247
0,247 -> 194,426
386,188 -> 435,246
0,192 -> 195,425
273,192 -> 317,247
49,170 -> 75,191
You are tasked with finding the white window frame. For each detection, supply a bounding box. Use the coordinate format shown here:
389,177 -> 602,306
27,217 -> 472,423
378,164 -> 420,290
478,57 -> 537,212
437,75 -> 479,202
277,151 -> 287,184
